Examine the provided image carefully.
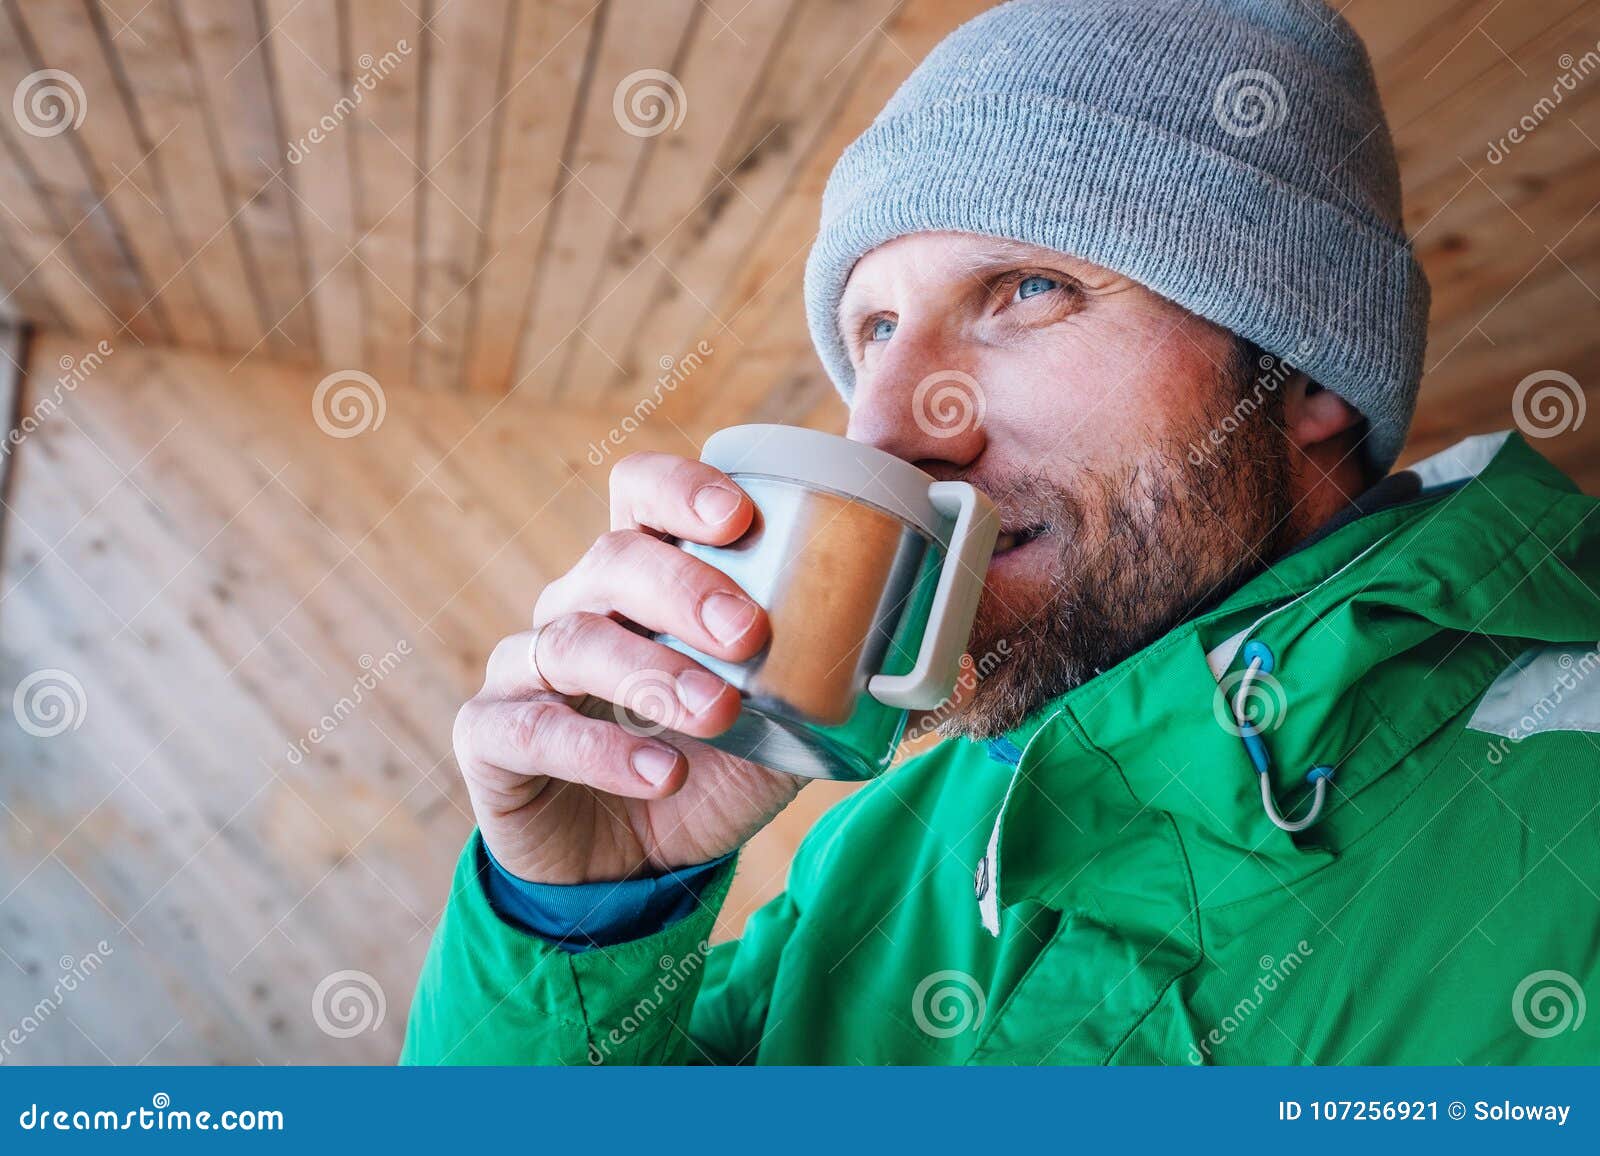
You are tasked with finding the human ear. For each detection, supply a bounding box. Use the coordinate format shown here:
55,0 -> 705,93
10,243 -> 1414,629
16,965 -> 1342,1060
1282,373 -> 1363,450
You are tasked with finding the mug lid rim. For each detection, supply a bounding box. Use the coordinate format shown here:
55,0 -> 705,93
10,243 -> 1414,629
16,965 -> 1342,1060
700,424 -> 945,540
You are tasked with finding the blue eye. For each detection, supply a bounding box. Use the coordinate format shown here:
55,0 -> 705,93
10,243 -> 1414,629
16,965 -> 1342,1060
869,317 -> 897,342
1016,275 -> 1060,301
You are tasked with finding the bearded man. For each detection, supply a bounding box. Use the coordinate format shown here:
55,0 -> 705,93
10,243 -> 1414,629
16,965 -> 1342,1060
404,0 -> 1599,1065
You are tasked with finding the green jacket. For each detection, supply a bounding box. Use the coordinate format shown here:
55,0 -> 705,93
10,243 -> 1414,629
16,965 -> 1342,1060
403,433 -> 1600,1065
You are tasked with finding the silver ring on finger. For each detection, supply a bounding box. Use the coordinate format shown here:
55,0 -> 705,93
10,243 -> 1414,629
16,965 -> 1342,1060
527,621 -> 556,692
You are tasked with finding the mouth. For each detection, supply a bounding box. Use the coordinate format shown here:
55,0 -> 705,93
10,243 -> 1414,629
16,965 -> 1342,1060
991,524 -> 1048,559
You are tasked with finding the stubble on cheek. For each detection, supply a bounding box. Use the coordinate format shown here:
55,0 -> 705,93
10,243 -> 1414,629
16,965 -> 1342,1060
941,357 -> 1294,740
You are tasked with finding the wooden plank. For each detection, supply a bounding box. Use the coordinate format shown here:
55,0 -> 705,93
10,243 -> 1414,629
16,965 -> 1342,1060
0,324 -> 22,525
1341,0 -> 1470,74
0,124 -> 123,335
100,360 -> 465,769
11,0 -> 221,350
1367,0 -> 1591,139
1365,1 -> 1600,496
509,0 -> 700,398
346,0 -> 425,385
0,1 -> 166,343
1376,1 -> 1600,195
23,340 -> 469,801
559,0 -> 793,397
0,348 -> 433,1060
156,358 -> 512,671
263,0 -> 367,368
0,250 -> 21,326
0,162 -> 117,336
0,332 -> 717,1060
97,0 -> 271,352
671,0 -> 986,425
173,0 -> 318,360
410,0 -> 514,390
458,0 -> 598,394
0,225 -> 66,329
586,0 -> 902,405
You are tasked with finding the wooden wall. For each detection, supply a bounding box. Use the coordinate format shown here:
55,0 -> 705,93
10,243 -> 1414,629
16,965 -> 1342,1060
0,0 -> 1597,1063
0,331 -> 858,1062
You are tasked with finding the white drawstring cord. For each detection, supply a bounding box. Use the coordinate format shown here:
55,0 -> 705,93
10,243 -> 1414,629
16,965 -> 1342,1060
1258,768 -> 1330,833
1233,654 -> 1264,724
1231,650 -> 1332,833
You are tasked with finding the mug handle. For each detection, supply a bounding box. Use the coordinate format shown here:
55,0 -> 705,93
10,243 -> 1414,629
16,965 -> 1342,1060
868,481 -> 999,710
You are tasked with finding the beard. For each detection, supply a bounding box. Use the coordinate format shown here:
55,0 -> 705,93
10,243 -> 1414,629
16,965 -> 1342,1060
943,343 -> 1299,740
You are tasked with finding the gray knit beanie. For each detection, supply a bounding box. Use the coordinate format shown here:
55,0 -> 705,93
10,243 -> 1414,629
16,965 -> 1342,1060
804,0 -> 1430,474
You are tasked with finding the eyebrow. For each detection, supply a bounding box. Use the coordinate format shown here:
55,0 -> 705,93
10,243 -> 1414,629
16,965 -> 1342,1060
954,239 -> 1093,276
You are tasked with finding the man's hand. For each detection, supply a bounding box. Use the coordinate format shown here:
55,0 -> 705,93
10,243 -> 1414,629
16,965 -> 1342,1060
453,452 -> 804,884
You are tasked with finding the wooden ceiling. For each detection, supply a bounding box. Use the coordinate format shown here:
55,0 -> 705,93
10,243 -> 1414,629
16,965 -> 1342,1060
0,0 -> 921,398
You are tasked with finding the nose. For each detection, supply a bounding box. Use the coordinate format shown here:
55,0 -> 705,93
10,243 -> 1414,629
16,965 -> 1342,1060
845,351 -> 987,474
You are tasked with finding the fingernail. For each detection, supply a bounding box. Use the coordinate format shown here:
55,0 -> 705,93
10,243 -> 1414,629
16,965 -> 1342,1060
675,669 -> 725,715
631,744 -> 678,786
700,591 -> 758,645
691,484 -> 742,525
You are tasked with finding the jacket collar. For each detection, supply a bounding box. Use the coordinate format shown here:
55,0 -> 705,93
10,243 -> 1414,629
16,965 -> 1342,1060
984,432 -> 1591,924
